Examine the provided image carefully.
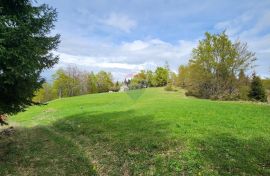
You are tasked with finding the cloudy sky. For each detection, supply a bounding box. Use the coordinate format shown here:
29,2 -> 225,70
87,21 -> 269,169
38,0 -> 270,81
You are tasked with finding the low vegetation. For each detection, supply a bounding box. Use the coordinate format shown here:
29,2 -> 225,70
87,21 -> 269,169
1,88 -> 270,175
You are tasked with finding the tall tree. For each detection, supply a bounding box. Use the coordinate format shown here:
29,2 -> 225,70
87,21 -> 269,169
177,65 -> 190,88
184,32 -> 256,100
53,69 -> 69,98
0,0 -> 60,115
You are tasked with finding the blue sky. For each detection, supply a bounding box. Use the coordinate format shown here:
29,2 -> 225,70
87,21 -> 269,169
38,0 -> 270,81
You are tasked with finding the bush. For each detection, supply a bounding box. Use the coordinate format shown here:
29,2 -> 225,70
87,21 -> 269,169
165,84 -> 178,92
239,86 -> 250,101
165,84 -> 173,91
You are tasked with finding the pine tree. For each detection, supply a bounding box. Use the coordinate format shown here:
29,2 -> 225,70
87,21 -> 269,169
0,0 -> 60,116
248,73 -> 267,102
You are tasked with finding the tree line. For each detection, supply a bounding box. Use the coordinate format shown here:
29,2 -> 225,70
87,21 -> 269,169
34,65 -> 173,102
33,66 -> 117,103
34,32 -> 269,104
127,32 -> 269,102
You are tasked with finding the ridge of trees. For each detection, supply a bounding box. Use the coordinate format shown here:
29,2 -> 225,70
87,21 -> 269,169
33,66 -> 115,103
35,32 -> 269,103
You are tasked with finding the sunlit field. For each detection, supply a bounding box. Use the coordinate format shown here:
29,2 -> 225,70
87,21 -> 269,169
1,88 -> 270,175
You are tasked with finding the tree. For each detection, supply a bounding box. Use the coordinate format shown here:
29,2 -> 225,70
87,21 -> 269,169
248,73 -> 267,102
154,67 -> 169,87
53,69 -> 70,98
238,69 -> 250,100
146,70 -> 154,87
110,81 -> 120,92
129,70 -> 148,89
177,65 -> 190,88
0,0 -> 60,116
96,71 -> 113,93
87,72 -> 98,94
32,83 -> 56,103
65,65 -> 81,96
184,32 -> 256,100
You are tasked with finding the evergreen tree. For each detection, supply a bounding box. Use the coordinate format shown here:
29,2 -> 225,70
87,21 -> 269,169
0,0 -> 60,116
248,73 -> 267,102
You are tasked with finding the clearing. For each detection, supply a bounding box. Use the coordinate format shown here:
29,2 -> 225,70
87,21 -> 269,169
1,88 -> 270,175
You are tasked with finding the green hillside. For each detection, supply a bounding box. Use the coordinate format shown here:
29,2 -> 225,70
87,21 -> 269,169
1,88 -> 270,175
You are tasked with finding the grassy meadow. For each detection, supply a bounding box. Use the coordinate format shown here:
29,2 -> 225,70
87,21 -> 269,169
1,88 -> 270,175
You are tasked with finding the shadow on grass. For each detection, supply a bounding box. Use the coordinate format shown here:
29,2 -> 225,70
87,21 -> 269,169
0,109 -> 180,175
194,133 -> 270,175
0,126 -> 97,175
51,110 -> 180,175
1,109 -> 270,175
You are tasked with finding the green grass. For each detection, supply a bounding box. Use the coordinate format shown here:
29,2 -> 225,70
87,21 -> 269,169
1,88 -> 270,175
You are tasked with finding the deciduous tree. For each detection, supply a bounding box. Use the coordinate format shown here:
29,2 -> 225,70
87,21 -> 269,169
184,32 -> 256,100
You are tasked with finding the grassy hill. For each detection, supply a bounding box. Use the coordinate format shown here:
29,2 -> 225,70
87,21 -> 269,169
1,88 -> 270,175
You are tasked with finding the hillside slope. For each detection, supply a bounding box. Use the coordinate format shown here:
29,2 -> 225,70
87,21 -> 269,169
1,88 -> 270,175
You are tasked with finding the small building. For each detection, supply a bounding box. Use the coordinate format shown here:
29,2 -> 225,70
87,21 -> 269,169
119,85 -> 129,92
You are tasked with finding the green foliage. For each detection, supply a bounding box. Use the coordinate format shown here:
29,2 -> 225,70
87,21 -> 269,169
33,67 -> 115,101
154,67 -> 169,87
239,86 -> 250,101
52,69 -> 70,98
129,67 -> 170,89
182,32 -> 255,100
164,84 -> 175,91
110,81 -> 121,92
0,0 -> 60,114
238,69 -> 250,100
262,79 -> 270,90
177,65 -> 190,88
146,70 -> 155,87
129,70 -> 148,89
87,72 -> 98,93
32,83 -> 56,103
248,73 -> 267,102
96,71 -> 113,93
5,88 -> 270,175
262,78 -> 270,102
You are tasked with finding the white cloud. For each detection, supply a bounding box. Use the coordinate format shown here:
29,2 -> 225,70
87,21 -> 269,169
56,52 -> 143,70
215,10 -> 270,77
100,13 -> 137,32
50,38 -> 197,80
122,40 -> 149,51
